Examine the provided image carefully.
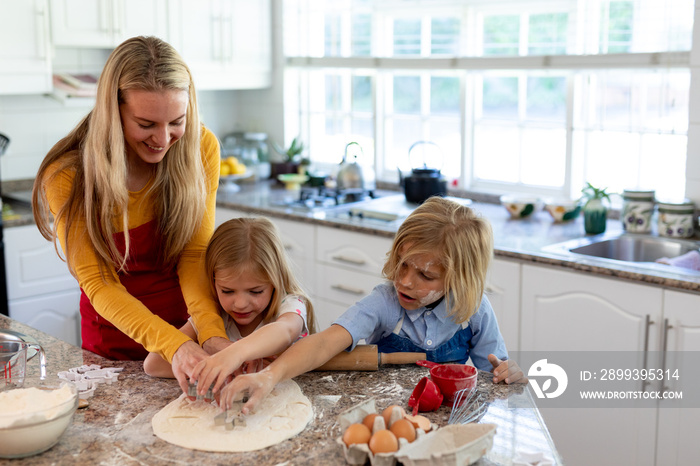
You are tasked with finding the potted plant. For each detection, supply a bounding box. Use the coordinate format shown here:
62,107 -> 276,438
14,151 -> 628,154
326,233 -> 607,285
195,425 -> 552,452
270,137 -> 305,180
580,182 -> 612,234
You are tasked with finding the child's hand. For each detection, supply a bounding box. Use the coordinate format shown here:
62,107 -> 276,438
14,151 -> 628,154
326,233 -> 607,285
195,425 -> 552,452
233,358 -> 265,376
219,369 -> 276,414
488,354 -> 528,384
191,348 -> 244,397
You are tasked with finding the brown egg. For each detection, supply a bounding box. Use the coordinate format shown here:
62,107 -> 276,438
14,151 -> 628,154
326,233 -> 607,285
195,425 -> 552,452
381,404 -> 405,428
389,418 -> 416,443
369,429 -> 399,454
362,413 -> 380,431
404,413 -> 432,432
342,423 -> 372,447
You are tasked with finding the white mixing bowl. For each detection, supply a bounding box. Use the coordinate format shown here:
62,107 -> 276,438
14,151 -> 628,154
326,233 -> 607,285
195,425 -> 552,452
0,377 -> 78,458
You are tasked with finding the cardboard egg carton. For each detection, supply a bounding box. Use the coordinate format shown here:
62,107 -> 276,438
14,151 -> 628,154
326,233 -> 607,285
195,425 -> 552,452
337,398 -> 497,466
336,398 -> 434,466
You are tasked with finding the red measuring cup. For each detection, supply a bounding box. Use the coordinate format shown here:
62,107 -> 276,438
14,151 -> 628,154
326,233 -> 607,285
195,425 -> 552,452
416,360 -> 477,406
407,376 -> 443,415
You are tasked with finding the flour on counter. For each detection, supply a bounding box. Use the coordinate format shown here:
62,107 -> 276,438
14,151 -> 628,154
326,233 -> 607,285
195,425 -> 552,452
0,385 -> 74,428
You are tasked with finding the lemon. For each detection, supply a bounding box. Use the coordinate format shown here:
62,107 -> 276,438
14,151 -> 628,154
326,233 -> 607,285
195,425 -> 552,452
232,162 -> 246,175
220,162 -> 232,176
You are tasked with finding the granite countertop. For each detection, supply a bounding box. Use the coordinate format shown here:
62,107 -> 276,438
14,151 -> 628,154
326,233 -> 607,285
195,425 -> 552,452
216,180 -> 700,293
1,316 -> 561,465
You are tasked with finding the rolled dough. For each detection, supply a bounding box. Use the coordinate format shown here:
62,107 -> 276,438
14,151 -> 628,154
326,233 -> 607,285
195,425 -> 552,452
151,379 -> 313,452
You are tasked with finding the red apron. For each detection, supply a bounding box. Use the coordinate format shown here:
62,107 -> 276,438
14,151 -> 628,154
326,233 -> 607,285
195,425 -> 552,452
80,220 -> 189,360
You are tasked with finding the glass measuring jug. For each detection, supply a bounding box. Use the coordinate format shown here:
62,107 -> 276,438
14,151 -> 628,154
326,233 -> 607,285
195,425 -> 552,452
0,341 -> 46,386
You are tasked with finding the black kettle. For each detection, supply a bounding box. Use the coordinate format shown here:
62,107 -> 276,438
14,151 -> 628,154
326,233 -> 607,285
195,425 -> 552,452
400,141 -> 447,204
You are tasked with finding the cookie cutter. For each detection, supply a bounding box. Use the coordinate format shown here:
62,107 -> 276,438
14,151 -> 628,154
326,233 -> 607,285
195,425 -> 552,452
213,393 -> 249,430
187,380 -> 214,401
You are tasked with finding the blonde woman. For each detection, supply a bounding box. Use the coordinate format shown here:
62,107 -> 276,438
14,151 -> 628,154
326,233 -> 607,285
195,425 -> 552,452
32,36 -> 229,393
144,217 -> 316,382
202,197 -> 526,411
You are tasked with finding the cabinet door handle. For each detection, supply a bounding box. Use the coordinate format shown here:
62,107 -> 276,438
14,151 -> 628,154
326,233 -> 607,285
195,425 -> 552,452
332,255 -> 366,266
283,243 -> 294,251
641,314 -> 654,392
331,284 -> 365,295
661,318 -> 673,392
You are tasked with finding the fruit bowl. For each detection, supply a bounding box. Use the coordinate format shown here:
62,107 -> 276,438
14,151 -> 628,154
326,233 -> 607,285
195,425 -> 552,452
500,195 -> 543,219
544,198 -> 582,223
277,174 -> 309,190
0,377 -> 78,458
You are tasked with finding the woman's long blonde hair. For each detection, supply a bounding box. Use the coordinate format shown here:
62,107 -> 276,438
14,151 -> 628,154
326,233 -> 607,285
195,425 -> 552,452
32,36 -> 206,275
382,197 -> 493,324
205,217 -> 316,333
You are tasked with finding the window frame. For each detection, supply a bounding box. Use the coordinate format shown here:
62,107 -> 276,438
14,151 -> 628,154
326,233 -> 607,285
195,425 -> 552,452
283,0 -> 692,200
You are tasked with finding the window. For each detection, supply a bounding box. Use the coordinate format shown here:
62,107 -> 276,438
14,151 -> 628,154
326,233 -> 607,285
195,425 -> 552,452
284,0 -> 693,201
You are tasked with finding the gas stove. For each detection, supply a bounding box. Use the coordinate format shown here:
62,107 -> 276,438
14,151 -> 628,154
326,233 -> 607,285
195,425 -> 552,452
294,186 -> 377,209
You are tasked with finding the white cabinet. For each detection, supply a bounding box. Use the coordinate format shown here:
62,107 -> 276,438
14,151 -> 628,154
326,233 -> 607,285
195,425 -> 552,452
0,0 -> 52,95
655,290 -> 700,466
49,0 -> 168,47
214,207 -> 248,226
10,289 -> 81,348
270,217 -> 316,297
314,225 -> 392,330
521,264 -> 662,352
168,0 -> 272,90
485,258 -> 520,352
4,225 -> 80,346
521,264 -> 663,466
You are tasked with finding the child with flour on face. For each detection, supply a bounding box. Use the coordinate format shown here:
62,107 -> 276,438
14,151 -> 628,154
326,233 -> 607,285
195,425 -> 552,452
144,217 -> 315,379
201,197 -> 526,412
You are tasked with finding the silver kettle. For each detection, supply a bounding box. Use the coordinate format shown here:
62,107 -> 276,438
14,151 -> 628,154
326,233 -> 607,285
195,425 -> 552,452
336,142 -> 375,191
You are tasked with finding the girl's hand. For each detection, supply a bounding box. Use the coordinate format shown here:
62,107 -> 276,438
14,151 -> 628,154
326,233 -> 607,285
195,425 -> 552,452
488,354 -> 528,384
219,369 -> 276,414
191,348 -> 244,397
233,358 -> 265,376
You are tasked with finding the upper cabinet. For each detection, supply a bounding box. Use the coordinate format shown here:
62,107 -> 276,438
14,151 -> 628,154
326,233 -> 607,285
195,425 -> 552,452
0,0 -> 52,95
1,0 -> 271,95
168,0 -> 272,90
49,0 -> 169,47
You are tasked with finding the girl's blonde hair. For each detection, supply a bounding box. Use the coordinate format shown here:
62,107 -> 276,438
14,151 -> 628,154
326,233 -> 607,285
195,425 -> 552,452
32,36 -> 206,275
382,197 -> 493,324
205,217 -> 316,333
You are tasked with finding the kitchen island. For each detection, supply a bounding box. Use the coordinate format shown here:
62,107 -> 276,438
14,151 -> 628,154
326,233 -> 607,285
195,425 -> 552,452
1,315 -> 562,465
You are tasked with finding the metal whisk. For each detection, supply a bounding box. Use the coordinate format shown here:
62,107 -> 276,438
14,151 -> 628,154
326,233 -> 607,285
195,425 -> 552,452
448,387 -> 488,424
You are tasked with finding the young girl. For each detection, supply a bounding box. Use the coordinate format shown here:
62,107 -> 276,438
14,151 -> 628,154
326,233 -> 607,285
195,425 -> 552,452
144,217 -> 315,379
195,197 -> 525,412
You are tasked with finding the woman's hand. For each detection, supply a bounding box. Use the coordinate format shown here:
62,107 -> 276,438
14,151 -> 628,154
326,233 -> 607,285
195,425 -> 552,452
202,336 -> 232,355
218,369 -> 277,414
171,340 -> 211,396
488,354 -> 528,384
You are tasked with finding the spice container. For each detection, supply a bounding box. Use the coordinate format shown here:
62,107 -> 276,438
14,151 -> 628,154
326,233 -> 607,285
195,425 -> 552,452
621,190 -> 655,233
657,199 -> 695,238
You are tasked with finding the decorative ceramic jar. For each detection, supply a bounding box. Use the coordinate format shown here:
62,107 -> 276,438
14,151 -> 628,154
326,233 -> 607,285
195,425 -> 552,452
657,199 -> 695,238
621,190 -> 655,233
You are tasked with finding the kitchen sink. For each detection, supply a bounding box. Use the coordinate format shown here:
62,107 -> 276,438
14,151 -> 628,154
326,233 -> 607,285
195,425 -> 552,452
542,233 -> 700,273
